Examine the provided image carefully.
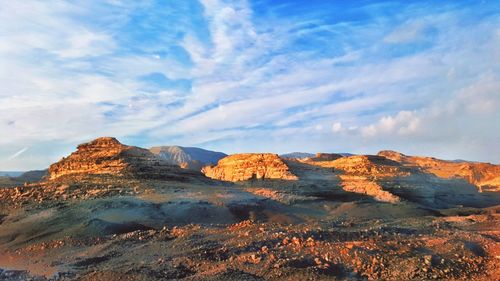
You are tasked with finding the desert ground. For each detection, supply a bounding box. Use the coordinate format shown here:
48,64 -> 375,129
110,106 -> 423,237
0,138 -> 499,280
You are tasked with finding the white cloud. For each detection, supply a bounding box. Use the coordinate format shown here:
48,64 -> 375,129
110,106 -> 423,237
384,21 -> 427,44
361,111 -> 420,138
0,0 -> 499,169
332,122 -> 342,133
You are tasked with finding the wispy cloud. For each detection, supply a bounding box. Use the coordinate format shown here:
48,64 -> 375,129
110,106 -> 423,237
0,0 -> 499,169
8,147 -> 29,160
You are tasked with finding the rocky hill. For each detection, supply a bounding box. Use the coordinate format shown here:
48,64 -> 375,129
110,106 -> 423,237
202,153 -> 298,182
1,139 -> 499,281
295,154 -> 487,206
48,137 -> 202,181
378,150 -> 500,192
149,146 -> 226,170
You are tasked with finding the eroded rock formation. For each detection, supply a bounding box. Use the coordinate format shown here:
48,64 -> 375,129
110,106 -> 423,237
202,153 -> 298,182
378,150 -> 500,192
298,154 -> 481,204
48,137 -> 200,180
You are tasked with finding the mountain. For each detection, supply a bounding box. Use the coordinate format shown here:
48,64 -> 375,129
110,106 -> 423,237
280,152 -> 354,159
0,170 -> 47,188
48,137 -> 203,181
280,152 -> 314,159
378,150 -> 500,192
149,145 -> 227,170
0,137 -> 499,280
294,153 -> 489,206
0,171 -> 23,177
309,153 -> 344,161
202,153 -> 298,182
16,170 -> 47,182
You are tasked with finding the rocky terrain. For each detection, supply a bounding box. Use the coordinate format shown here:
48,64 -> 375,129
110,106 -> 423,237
0,137 -> 499,280
47,137 -> 204,182
378,150 -> 500,192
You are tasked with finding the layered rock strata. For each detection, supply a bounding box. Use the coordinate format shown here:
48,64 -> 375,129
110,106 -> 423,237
48,137 -> 200,180
202,153 -> 298,182
378,150 -> 500,192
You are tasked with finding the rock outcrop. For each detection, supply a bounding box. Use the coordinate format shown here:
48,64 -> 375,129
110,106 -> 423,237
378,150 -> 500,192
311,153 -> 344,161
303,155 -> 409,177
48,137 -> 201,181
202,153 -> 298,182
305,155 -> 407,203
297,154 -> 483,205
149,146 -> 226,170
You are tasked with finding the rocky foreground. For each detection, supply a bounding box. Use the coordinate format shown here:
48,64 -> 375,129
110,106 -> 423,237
0,137 -> 499,280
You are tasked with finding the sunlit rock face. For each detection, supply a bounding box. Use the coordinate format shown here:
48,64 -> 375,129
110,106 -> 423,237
202,153 -> 298,182
378,150 -> 500,192
48,137 -> 199,180
298,154 -> 483,205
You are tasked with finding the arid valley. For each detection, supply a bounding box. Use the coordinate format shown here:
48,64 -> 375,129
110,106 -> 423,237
0,137 -> 499,280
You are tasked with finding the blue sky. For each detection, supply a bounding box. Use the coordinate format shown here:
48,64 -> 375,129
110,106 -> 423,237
0,0 -> 499,170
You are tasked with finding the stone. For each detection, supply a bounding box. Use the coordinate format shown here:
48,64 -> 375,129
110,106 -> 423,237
378,150 -> 500,192
202,153 -> 298,182
48,137 -> 203,181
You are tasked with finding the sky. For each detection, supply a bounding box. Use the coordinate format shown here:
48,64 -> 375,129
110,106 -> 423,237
0,0 -> 499,170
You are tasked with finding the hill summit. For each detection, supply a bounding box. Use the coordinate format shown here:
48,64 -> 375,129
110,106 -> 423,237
202,153 -> 298,182
48,137 -> 200,180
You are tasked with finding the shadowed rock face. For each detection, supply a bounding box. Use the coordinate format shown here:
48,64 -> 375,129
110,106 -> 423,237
378,150 -> 500,192
296,154 -> 486,205
48,137 -> 201,180
1,138 -> 500,281
202,153 -> 298,182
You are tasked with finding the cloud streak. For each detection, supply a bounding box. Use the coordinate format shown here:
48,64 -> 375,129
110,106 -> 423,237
0,0 -> 499,169
8,147 -> 29,160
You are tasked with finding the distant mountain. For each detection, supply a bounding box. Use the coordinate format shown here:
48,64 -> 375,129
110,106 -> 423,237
281,152 -> 355,160
16,170 -> 47,182
0,171 -> 24,177
0,169 -> 47,188
149,146 -> 227,170
280,152 -> 314,159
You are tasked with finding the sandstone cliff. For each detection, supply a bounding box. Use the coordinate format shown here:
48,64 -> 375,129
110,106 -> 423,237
378,150 -> 500,192
297,154 -> 481,205
202,153 -> 298,182
48,137 -> 201,181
